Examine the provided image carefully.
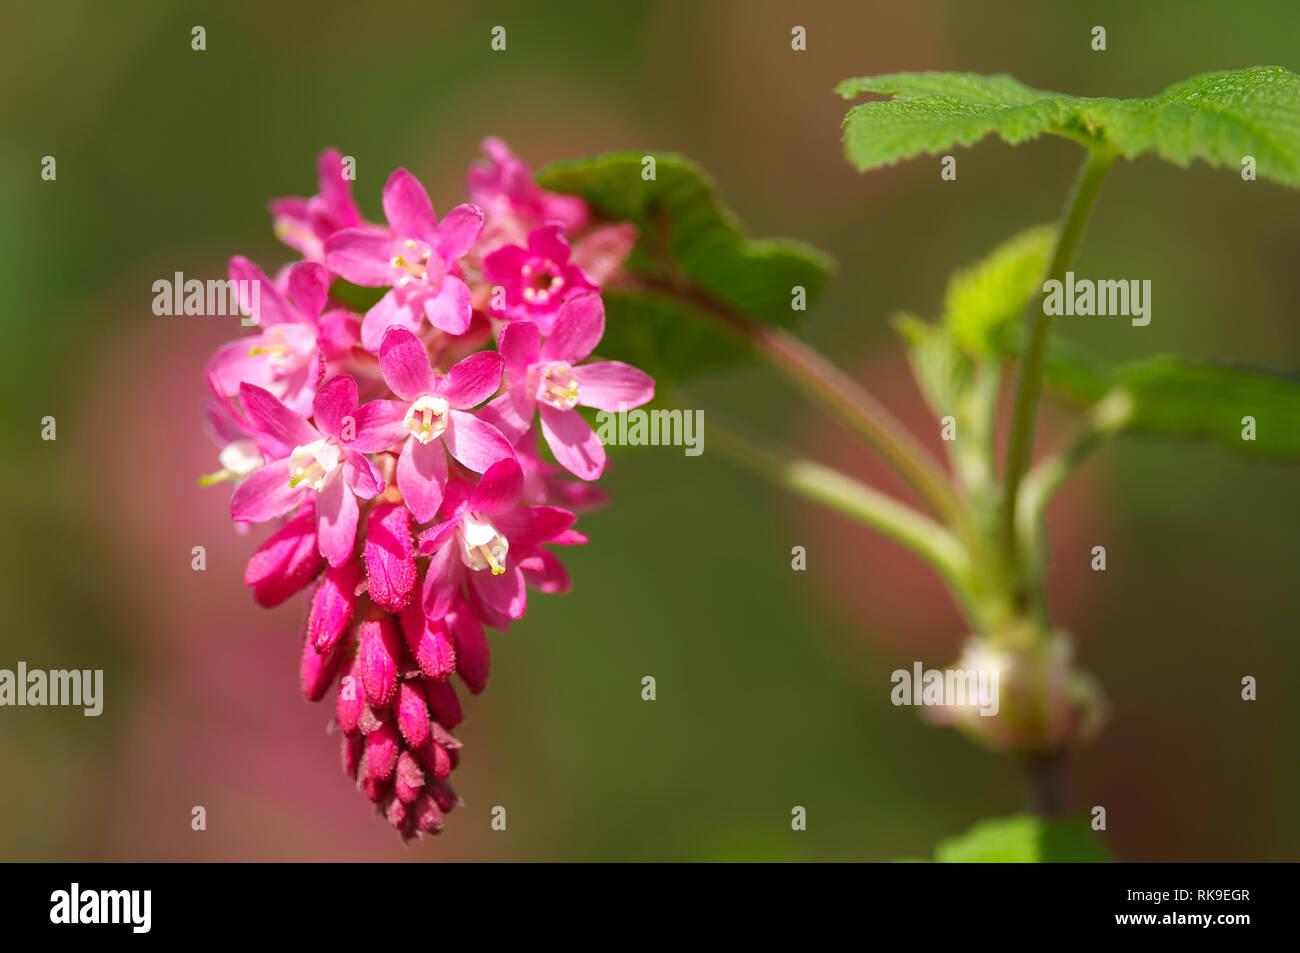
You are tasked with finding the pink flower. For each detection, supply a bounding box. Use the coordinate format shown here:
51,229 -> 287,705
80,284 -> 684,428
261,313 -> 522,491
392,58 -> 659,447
230,376 -> 392,566
368,327 -> 514,523
483,224 -> 598,332
207,258 -> 331,417
483,292 -> 655,480
204,144 -> 657,842
418,458 -> 577,624
269,148 -> 363,262
324,169 -> 484,350
468,137 -> 588,242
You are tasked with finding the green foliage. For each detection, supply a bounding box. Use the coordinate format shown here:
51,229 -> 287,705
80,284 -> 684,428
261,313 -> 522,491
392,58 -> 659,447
1042,347 -> 1300,458
895,224 -> 1056,417
538,152 -> 833,382
899,225 -> 1300,459
931,814 -> 1111,863
944,225 -> 1057,356
838,67 -> 1300,187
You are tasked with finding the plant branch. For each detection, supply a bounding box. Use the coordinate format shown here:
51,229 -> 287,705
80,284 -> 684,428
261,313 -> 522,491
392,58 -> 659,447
625,275 -> 966,529
1002,147 -> 1117,564
703,411 -> 974,614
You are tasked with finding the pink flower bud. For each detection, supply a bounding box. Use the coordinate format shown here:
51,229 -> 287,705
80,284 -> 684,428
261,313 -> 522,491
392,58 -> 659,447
428,779 -> 460,813
394,750 -> 425,804
244,507 -> 324,607
364,502 -> 417,613
448,605 -> 490,694
336,661 -> 364,735
423,678 -> 464,729
413,792 -> 444,834
366,720 -> 399,781
385,794 -> 410,833
358,616 -> 401,707
400,603 -> 457,680
307,561 -> 363,652
417,738 -> 452,780
341,733 -> 363,780
394,681 -> 430,748
300,632 -> 346,702
361,773 -> 390,804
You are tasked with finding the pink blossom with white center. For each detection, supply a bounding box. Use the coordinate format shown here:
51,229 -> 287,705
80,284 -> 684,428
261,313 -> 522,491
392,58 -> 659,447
206,258 -> 333,417
324,168 -> 484,350
482,291 -> 655,480
418,458 -> 578,623
482,223 -> 598,333
203,143 -> 656,842
268,148 -> 363,263
365,326 -> 516,523
231,376 -> 394,566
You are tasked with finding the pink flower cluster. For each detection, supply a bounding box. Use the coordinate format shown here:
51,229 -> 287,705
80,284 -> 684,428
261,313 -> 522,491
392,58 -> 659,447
201,141 -> 653,840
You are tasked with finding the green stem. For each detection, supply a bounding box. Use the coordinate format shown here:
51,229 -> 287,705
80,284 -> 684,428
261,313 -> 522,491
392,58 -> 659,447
1002,147 -> 1116,571
706,413 -> 975,619
625,277 -> 966,530
1017,390 -> 1133,538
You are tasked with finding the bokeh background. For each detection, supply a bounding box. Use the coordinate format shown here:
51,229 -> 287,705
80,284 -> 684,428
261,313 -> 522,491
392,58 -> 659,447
1,0 -> 1297,861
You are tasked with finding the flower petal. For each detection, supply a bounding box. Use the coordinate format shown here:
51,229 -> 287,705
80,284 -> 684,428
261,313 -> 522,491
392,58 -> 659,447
493,505 -> 576,547
472,564 -> 526,621
573,360 -> 655,411
361,288 -> 424,353
396,437 -> 448,524
229,256 -> 296,327
422,276 -> 472,335
445,411 -> 514,474
382,168 -> 438,242
379,327 -> 437,401
434,203 -> 485,261
541,291 -> 604,364
342,448 -> 384,499
469,457 -> 524,512
497,319 -> 541,375
230,458 -> 302,523
421,540 -> 460,621
539,404 -> 605,480
324,226 -> 396,286
312,374 -> 359,437
348,398 -> 408,453
438,351 -> 502,409
239,382 -> 319,448
316,474 -> 359,566
286,261 -> 330,322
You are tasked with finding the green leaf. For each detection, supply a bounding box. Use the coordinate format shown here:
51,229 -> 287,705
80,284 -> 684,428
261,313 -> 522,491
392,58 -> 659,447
538,152 -> 833,382
1039,346 -> 1300,458
943,224 -> 1057,356
837,66 -> 1300,188
932,814 -> 1111,863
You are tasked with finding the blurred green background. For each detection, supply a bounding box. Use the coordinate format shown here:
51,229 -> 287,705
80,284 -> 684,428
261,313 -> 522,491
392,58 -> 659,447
1,0 -> 1296,861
